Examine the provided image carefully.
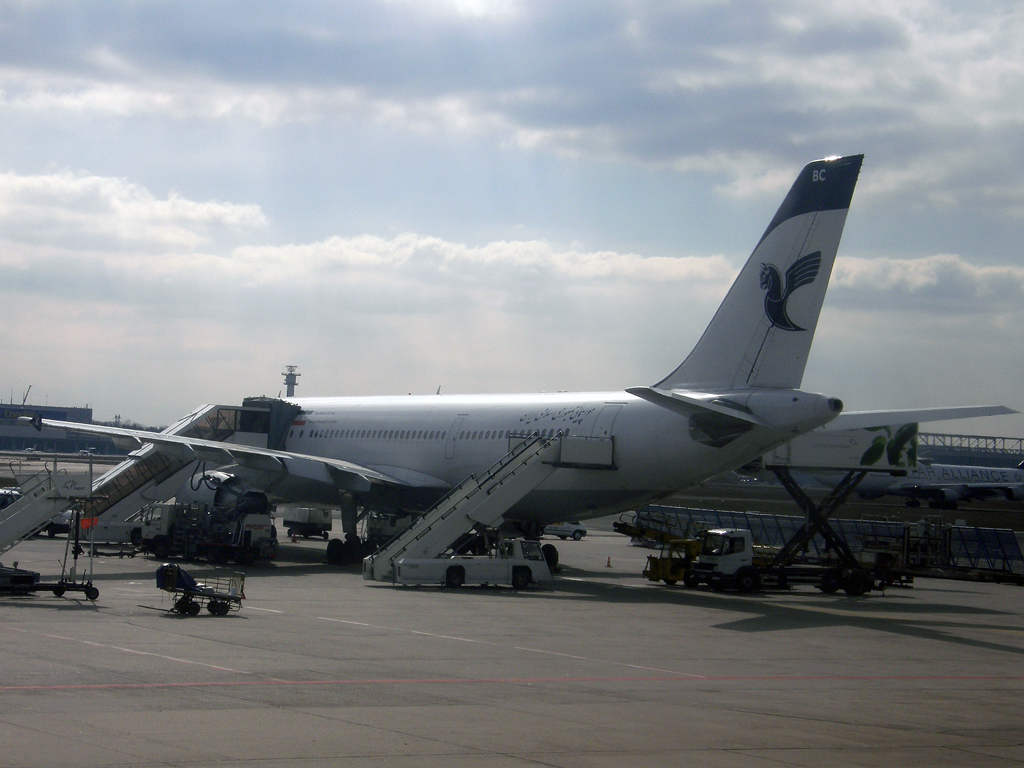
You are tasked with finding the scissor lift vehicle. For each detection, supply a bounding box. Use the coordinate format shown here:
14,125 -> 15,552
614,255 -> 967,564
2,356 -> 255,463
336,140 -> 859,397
155,563 -> 244,616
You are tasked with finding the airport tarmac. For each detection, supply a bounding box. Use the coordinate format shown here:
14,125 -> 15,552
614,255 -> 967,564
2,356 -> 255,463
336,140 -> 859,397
2,531 -> 1023,768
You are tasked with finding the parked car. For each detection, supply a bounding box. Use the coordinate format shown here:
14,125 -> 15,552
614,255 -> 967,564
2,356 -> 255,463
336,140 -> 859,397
543,521 -> 587,541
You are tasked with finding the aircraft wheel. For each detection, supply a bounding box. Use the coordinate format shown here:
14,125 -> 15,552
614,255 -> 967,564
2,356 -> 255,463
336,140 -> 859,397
511,566 -> 531,590
541,543 -> 559,569
326,538 -> 346,565
445,566 -> 465,589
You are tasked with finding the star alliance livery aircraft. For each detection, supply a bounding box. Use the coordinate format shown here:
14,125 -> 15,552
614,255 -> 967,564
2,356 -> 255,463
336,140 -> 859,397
32,154 -> 1009,556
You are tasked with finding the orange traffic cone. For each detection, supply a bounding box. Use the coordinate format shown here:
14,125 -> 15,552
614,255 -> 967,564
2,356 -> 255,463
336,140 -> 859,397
606,557 -> 612,568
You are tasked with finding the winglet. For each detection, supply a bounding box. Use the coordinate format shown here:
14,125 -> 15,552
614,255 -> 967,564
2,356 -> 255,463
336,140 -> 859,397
17,414 -> 42,432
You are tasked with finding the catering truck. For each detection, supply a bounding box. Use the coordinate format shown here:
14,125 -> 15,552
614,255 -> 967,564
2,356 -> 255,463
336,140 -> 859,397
690,528 -> 910,596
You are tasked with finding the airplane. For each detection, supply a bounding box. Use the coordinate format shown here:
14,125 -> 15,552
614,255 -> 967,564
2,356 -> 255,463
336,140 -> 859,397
843,461 -> 1024,509
25,153 -> 1014,563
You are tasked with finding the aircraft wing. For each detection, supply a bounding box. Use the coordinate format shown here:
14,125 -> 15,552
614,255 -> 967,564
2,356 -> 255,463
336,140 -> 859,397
31,418 -> 409,491
822,405 -> 1017,431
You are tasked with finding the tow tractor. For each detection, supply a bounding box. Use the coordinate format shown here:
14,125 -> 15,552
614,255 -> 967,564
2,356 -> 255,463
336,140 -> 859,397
644,537 -> 705,587
613,509 -> 705,587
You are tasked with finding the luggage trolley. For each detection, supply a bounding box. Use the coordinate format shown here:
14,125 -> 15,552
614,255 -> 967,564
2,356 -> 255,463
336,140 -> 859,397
155,563 -> 244,616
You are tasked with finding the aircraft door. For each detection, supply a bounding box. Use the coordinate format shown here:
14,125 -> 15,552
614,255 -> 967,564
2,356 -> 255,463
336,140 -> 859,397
445,416 -> 466,459
591,405 -> 623,438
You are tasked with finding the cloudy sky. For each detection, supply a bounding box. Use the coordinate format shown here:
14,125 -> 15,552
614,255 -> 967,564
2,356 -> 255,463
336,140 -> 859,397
2,0 -> 1023,438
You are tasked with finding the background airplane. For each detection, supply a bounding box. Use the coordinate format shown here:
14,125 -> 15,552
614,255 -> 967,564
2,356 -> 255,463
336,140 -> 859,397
847,461 -> 1024,509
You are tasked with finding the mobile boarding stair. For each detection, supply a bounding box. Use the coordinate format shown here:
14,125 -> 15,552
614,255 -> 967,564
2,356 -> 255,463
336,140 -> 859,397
363,433 -> 613,583
0,402 -> 287,600
0,464 -> 99,598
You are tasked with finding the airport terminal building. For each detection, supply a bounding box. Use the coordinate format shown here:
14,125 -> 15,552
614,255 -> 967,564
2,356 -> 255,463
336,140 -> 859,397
0,404 -> 121,454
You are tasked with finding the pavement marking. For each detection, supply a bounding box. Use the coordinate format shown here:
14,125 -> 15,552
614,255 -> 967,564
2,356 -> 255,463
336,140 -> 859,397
10,628 -> 250,674
245,606 -> 283,613
510,646 -> 707,678
316,616 -> 708,678
2,672 -> 1023,693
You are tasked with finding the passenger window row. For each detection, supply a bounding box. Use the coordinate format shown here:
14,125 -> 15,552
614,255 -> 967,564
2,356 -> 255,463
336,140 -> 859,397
289,426 -> 568,441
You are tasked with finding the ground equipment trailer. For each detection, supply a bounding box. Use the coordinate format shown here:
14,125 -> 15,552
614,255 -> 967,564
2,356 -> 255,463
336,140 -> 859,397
155,563 -> 244,616
279,506 -> 332,540
140,501 -> 277,564
395,538 -> 552,589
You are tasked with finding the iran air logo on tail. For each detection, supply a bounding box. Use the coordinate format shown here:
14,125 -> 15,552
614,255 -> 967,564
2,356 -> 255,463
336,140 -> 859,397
759,251 -> 821,331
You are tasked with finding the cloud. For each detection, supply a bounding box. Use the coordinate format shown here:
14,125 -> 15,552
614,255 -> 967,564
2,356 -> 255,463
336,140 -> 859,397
0,170 -> 739,419
0,3 -> 1022,434
0,170 -> 266,253
832,254 -> 1024,313
3,1 -> 1023,210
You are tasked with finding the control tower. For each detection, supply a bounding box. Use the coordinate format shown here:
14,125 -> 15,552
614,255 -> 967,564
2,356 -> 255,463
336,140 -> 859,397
282,366 -> 300,397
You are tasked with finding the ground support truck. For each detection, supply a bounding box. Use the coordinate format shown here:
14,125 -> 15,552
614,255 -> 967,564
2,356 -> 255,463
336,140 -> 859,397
139,501 -> 277,564
689,467 -> 912,595
395,538 -> 552,589
691,527 -> 912,595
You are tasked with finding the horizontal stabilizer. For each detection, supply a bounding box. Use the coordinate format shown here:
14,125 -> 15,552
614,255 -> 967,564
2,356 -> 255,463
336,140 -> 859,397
626,387 -> 766,426
823,405 -> 1017,431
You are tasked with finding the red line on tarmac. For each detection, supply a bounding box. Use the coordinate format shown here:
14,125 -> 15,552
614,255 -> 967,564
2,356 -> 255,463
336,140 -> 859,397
2,674 -> 1022,693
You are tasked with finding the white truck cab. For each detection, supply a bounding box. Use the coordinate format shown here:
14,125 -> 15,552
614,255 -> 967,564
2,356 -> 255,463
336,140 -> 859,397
692,528 -> 768,592
395,539 -> 552,589
699,529 -> 754,569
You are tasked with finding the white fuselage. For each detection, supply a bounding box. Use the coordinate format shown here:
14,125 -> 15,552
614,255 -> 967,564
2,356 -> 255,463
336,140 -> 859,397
282,389 -> 839,524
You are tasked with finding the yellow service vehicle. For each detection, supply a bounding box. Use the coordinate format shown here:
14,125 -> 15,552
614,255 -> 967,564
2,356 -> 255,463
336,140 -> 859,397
642,536 -> 704,587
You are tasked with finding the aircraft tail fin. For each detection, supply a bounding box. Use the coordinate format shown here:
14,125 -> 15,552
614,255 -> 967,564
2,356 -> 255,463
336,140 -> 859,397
656,154 -> 863,391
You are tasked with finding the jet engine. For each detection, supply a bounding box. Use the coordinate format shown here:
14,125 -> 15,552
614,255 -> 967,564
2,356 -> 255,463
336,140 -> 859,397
933,488 -> 963,504
177,470 -> 270,516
